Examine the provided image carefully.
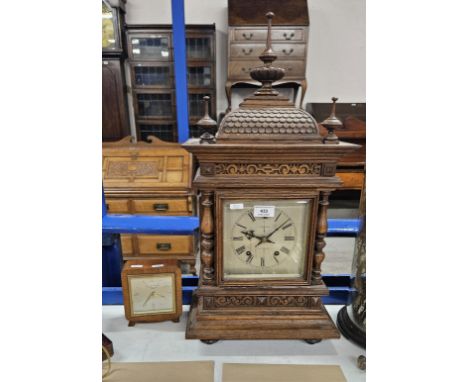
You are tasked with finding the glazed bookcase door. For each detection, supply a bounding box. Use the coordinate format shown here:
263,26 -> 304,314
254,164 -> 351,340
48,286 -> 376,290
136,120 -> 177,142
128,33 -> 172,61
187,62 -> 214,88
133,90 -> 175,120
131,62 -> 174,89
186,33 -> 214,61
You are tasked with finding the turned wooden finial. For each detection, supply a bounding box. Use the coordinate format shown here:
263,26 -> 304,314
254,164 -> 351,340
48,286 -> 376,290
249,12 -> 285,97
197,96 -> 217,144
321,97 -> 342,144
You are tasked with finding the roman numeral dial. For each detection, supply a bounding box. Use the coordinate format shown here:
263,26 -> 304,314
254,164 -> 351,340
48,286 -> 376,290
229,207 -> 297,268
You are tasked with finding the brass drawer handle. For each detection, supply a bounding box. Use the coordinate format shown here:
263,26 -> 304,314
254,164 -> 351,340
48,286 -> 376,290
153,203 -> 169,211
242,48 -> 253,55
242,33 -> 253,40
283,32 -> 295,40
241,67 -> 253,72
282,48 -> 294,55
156,243 -> 172,251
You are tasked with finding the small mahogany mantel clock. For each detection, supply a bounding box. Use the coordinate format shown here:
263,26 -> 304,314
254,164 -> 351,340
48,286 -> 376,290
183,13 -> 360,343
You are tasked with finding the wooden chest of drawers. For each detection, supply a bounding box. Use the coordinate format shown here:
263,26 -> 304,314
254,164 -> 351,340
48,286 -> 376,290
226,0 -> 309,110
103,136 -> 197,273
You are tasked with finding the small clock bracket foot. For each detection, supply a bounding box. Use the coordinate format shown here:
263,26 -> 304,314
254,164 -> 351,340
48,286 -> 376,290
128,321 -> 136,327
304,339 -> 322,345
172,318 -> 180,323
200,339 -> 219,345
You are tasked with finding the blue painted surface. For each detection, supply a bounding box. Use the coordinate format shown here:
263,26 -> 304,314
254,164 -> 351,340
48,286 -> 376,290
102,214 -> 199,234
327,218 -> 361,236
102,216 -> 355,236
171,0 -> 189,143
102,234 -> 123,287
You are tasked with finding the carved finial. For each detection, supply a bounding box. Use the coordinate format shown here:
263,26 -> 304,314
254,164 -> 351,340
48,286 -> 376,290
197,96 -> 217,144
262,12 -> 275,64
248,12 -> 285,97
321,97 -> 342,144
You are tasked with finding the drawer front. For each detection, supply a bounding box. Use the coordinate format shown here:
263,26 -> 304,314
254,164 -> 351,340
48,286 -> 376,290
132,198 -> 191,215
230,43 -> 306,59
233,28 -> 305,42
121,234 -> 193,255
228,60 -> 305,80
336,171 -> 365,190
105,199 -> 130,213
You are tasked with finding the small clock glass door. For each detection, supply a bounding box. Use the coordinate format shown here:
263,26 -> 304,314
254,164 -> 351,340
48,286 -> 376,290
128,274 -> 176,316
222,199 -> 312,280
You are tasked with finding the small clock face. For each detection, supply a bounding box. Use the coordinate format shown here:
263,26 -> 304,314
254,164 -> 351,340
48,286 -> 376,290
128,273 -> 175,316
222,199 -> 312,280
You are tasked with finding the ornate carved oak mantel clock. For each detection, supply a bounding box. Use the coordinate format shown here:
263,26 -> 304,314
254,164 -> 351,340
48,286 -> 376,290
183,13 -> 360,344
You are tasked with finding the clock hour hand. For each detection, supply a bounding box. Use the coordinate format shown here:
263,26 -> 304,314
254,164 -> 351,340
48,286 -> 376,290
241,229 -> 262,241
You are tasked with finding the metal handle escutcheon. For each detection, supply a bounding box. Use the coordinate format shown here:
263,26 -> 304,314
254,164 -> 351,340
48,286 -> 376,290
156,243 -> 172,251
153,203 -> 169,211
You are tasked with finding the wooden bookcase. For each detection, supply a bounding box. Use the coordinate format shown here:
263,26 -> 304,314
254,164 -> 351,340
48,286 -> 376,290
102,0 -> 131,142
126,24 -> 217,142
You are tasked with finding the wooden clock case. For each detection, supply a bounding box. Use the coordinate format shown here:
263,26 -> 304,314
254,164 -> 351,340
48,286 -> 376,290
121,260 -> 182,326
183,13 -> 360,343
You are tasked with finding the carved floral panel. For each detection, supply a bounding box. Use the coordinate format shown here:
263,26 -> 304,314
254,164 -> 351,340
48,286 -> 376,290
203,295 -> 320,309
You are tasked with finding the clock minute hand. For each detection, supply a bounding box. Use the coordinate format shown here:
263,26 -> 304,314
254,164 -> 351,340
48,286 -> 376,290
143,291 -> 154,307
264,219 -> 290,240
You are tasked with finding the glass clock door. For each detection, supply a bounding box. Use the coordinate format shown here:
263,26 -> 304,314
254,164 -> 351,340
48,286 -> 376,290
222,199 -> 312,280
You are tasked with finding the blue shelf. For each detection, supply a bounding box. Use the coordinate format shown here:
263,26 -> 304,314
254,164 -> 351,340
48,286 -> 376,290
102,215 -> 199,235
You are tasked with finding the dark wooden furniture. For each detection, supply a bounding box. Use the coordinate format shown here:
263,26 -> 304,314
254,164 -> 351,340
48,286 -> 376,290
183,13 -> 359,343
225,0 -> 309,111
103,136 -> 197,274
102,0 -> 131,141
126,24 -> 217,141
307,102 -> 366,190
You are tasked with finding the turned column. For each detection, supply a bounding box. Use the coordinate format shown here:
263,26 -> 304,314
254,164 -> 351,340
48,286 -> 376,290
200,190 -> 215,284
312,191 -> 330,284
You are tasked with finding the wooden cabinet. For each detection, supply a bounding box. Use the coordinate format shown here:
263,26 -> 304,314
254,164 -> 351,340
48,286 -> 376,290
103,136 -> 197,273
102,0 -> 130,142
226,0 -> 309,111
307,102 -> 366,191
127,24 -> 217,142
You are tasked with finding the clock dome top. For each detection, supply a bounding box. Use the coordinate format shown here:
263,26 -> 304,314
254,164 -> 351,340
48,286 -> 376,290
216,12 -> 323,143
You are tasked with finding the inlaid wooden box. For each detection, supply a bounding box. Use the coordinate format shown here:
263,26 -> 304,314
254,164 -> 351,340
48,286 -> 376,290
103,136 -> 197,273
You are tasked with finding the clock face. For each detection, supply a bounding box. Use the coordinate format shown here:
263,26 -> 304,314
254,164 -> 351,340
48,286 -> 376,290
222,199 -> 312,280
128,273 -> 175,316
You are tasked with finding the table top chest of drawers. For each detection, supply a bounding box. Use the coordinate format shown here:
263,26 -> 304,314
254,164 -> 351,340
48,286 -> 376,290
226,0 -> 309,110
103,136 -> 197,273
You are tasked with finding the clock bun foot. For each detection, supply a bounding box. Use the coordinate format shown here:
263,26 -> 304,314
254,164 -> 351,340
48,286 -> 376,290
172,317 -> 180,323
200,339 -> 219,345
304,339 -> 322,345
128,321 -> 136,327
